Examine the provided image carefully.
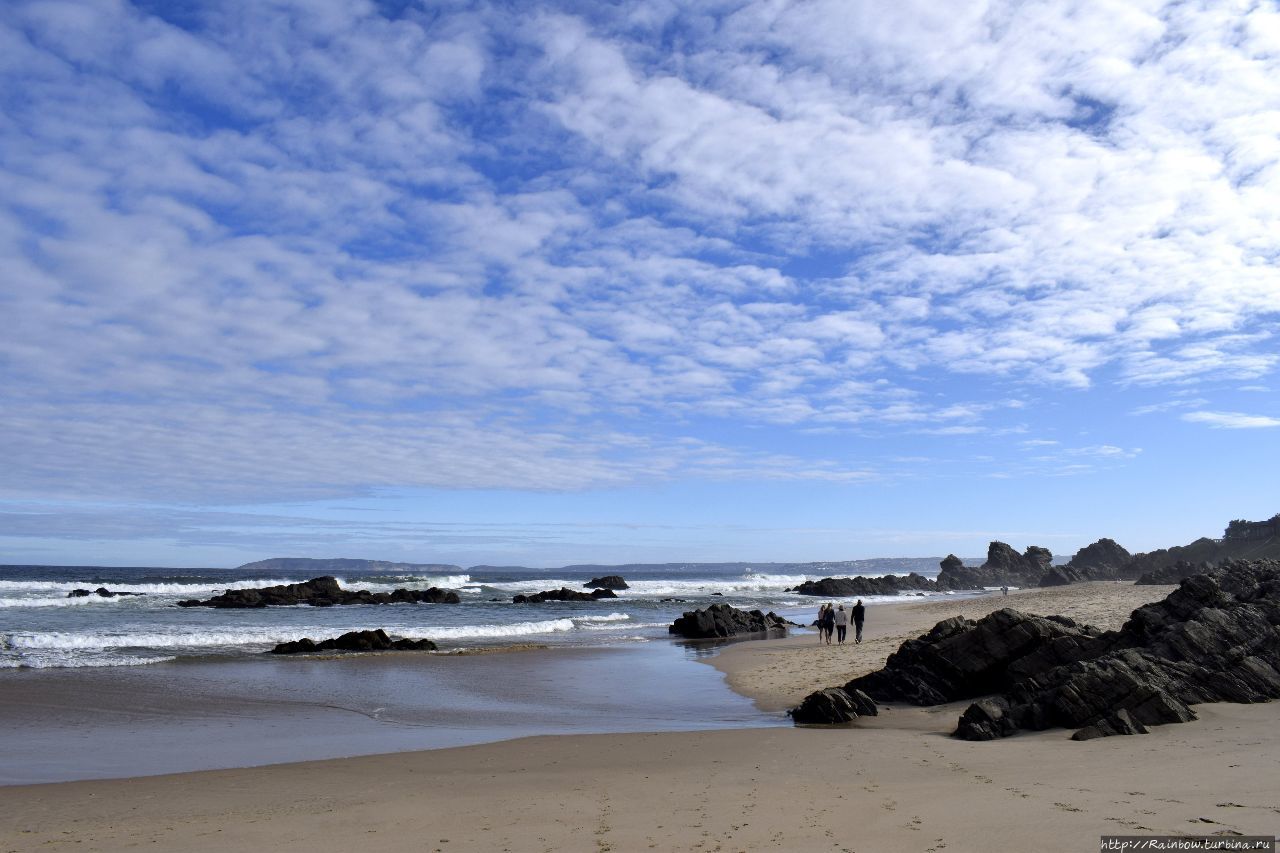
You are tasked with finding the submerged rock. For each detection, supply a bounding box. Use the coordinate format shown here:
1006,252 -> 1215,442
513,587 -> 618,603
67,587 -> 145,598
177,576 -> 461,608
271,629 -> 437,654
668,603 -> 790,639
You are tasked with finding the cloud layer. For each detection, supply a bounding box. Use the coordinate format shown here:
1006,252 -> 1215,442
2,0 -> 1277,507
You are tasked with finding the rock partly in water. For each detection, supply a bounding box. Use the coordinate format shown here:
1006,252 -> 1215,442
67,587 -> 145,598
513,587 -> 618,603
788,573 -> 936,597
668,603 -> 790,639
810,559 -> 1280,740
177,576 -> 461,608
583,575 -> 629,590
270,629 -> 437,654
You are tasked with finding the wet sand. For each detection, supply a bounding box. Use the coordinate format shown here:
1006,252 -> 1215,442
3,582 -> 1278,852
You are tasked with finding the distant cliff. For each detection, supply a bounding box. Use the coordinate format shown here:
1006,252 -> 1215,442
235,557 -> 464,574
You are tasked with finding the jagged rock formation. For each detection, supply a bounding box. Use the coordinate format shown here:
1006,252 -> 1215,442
583,575 -> 629,590
270,629 -> 437,654
936,543 -> 1053,589
67,588 -> 145,598
177,576 -> 461,608
788,573 -> 936,597
513,587 -> 618,603
793,559 -> 1280,739
668,603 -> 790,639
1135,560 -> 1210,586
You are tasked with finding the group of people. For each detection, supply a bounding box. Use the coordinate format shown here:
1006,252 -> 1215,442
816,599 -> 864,645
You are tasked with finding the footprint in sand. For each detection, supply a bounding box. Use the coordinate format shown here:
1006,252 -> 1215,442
1053,803 -> 1083,813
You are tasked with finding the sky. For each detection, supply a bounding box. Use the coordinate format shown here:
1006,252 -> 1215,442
1,0 -> 1278,569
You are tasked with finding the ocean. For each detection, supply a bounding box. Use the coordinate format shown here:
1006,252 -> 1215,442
0,561 -> 971,669
0,560 -> 985,784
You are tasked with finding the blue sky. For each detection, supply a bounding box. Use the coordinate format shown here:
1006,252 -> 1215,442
1,0 -> 1277,568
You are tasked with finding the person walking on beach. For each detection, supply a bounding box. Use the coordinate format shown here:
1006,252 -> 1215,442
833,603 -> 849,644
821,602 -> 836,645
816,603 -> 829,643
851,599 -> 865,644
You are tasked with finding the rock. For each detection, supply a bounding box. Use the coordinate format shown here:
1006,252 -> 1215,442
67,588 -> 145,598
789,688 -> 878,724
668,603 -> 790,639
937,542 -> 1054,590
177,576 -> 461,608
1039,566 -> 1086,587
1135,560 -> 1209,585
847,609 -> 1104,706
1067,538 -> 1135,579
270,629 -> 437,654
789,573 -> 936,597
583,575 -> 629,590
825,559 -> 1280,740
513,587 -> 618,603
955,697 -> 1019,741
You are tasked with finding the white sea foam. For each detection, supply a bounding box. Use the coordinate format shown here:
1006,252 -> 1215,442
0,596 -> 130,608
1,614 -> 635,653
0,653 -> 177,669
0,578 -> 304,596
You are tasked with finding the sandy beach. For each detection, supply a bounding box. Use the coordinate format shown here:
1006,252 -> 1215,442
3,582 -> 1277,853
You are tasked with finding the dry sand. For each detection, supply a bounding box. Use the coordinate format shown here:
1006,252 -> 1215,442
3,582 -> 1277,853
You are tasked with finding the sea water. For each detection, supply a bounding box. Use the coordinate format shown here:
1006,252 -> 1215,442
0,561 -> 981,783
0,562 -> 967,669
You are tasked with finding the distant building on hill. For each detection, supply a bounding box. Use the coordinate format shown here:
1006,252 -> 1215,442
1223,515 -> 1280,541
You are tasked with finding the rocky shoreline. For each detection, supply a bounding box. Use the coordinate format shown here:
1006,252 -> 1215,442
790,559 -> 1280,740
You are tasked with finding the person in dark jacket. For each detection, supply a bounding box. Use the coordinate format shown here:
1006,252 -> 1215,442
821,602 -> 836,645
851,599 -> 865,643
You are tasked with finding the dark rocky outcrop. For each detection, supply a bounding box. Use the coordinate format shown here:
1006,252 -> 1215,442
270,629 -> 437,654
788,573 -> 936,597
1135,560 -> 1210,585
668,603 -> 790,639
789,687 -> 879,724
792,559 -> 1280,740
513,587 -> 618,603
583,575 -> 629,590
1066,538 -> 1135,579
936,542 -> 1053,590
177,576 -> 461,608
68,587 -> 145,598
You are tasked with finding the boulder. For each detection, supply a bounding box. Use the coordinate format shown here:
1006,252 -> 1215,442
270,629 -> 437,654
178,576 -> 461,608
668,603 -> 790,639
789,688 -> 878,724
513,587 -> 618,603
583,575 -> 629,590
789,573 -> 936,597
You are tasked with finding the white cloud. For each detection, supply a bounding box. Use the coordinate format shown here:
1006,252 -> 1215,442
1183,411 -> 1280,429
